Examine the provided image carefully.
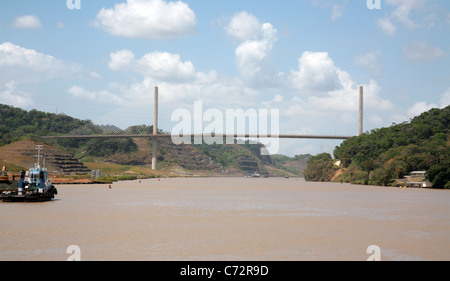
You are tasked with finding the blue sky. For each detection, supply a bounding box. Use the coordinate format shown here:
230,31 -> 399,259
0,0 -> 449,156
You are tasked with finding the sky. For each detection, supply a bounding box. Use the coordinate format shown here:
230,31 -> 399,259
0,0 -> 449,156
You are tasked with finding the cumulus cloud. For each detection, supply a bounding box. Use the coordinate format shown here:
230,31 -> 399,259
0,81 -> 34,108
225,11 -> 279,87
12,15 -> 42,30
280,50 -> 394,126
377,0 -> 428,35
104,48 -> 259,109
440,87 -> 450,108
0,42 -> 85,83
407,101 -> 438,118
290,51 -> 342,93
387,0 -> 427,29
307,79 -> 393,113
94,0 -> 196,39
109,49 -> 197,82
68,86 -> 125,104
108,49 -> 135,71
225,11 -> 263,41
403,41 -> 446,62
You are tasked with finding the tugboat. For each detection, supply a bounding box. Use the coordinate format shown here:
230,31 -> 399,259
0,146 -> 57,202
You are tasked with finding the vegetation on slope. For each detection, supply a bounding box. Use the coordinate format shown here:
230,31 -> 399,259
305,106 -> 449,188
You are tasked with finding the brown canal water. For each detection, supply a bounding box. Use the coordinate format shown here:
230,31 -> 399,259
0,177 -> 449,261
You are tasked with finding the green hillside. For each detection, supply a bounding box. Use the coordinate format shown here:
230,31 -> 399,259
305,106 -> 449,188
0,104 -> 97,147
0,104 -> 306,177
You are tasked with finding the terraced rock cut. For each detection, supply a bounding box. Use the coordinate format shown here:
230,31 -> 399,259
0,139 -> 91,176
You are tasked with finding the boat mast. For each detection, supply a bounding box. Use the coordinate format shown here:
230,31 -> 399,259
35,145 -> 43,169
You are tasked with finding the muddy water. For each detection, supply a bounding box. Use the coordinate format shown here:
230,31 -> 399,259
0,178 -> 449,261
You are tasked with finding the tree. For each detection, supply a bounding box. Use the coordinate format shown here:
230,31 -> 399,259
303,153 -> 335,182
360,160 -> 376,185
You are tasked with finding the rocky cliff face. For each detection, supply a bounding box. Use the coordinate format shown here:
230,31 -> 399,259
0,139 -> 91,176
104,138 -> 222,171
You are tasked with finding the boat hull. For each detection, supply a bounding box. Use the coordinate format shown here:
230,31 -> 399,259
0,187 -> 57,203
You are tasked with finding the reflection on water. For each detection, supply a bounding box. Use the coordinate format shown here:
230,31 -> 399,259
1,178 -> 449,261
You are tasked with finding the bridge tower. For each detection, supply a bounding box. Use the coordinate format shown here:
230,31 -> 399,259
359,86 -> 363,136
152,86 -> 158,170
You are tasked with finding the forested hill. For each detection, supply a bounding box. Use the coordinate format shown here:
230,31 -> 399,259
304,106 -> 449,188
0,103 -> 100,147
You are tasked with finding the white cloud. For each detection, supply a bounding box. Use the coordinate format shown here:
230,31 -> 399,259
225,11 -> 262,41
261,94 -> 284,108
377,18 -> 397,36
94,0 -> 196,39
440,87 -> 450,108
0,81 -> 33,108
403,41 -> 446,62
307,79 -> 393,113
108,49 -> 135,71
309,0 -> 349,21
138,52 -> 196,81
225,11 -> 279,87
386,0 -> 427,29
123,75 -> 258,107
377,0 -> 429,35
0,42 -> 84,83
109,49 -> 196,82
91,74 -> 261,127
354,51 -> 382,76
284,51 -> 393,122
290,51 -> 342,92
407,101 -> 438,118
12,15 -> 42,30
68,86 -> 125,105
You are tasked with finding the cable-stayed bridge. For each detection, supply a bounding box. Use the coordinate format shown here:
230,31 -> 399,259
42,86 -> 363,170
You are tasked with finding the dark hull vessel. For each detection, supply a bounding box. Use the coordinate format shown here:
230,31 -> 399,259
1,187 -> 57,202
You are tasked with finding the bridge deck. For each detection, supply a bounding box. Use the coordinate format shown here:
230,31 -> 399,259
42,134 -> 353,140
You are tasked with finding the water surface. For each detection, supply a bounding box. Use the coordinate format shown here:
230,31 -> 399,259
1,178 -> 448,261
